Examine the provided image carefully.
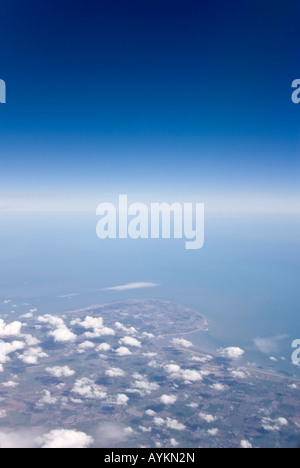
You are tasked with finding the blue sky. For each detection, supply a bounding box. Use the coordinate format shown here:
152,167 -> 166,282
0,0 -> 299,211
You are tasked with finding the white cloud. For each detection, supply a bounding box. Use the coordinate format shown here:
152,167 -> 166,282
0,429 -> 41,448
172,338 -> 193,348
277,417 -> 288,427
130,373 -> 159,396
72,378 -> 107,400
77,341 -> 95,353
165,364 -> 203,384
170,438 -> 179,447
20,313 -> 33,319
102,282 -> 159,292
114,394 -> 129,406
187,402 -> 198,409
210,383 -> 226,392
199,413 -> 217,423
119,336 -> 141,348
269,356 -> 277,362
207,428 -> 219,436
71,316 -> 115,338
0,319 -> 22,337
39,429 -> 94,449
124,427 -> 135,435
230,369 -> 248,379
0,340 -> 24,364
38,315 -> 76,343
37,390 -> 57,406
22,334 -> 40,346
0,410 -> 6,419
115,346 -> 132,356
262,417 -> 288,432
240,440 -> 252,449
105,367 -> 125,378
2,381 -> 18,388
96,343 -> 111,352
145,409 -> 156,417
154,417 -> 186,431
220,347 -> 245,360
49,327 -> 76,343
160,395 -> 177,405
18,347 -> 48,365
46,366 -> 75,378
115,322 -> 138,335
139,426 -> 152,433
190,354 -> 213,363
143,332 -> 155,339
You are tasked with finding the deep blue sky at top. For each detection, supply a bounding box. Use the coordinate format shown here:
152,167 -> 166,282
0,0 -> 300,196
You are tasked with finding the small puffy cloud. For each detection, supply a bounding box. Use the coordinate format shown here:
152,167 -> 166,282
145,409 -> 156,417
114,394 -> 129,406
119,336 -> 141,348
18,347 -> 48,365
96,343 -> 111,352
115,322 -> 138,335
115,346 -> 132,356
130,373 -> 159,396
37,390 -> 57,406
46,366 -> 75,378
0,319 -> 22,337
172,338 -> 193,348
143,332 -> 155,339
187,402 -> 198,409
2,380 -> 18,388
230,369 -> 248,379
72,378 -> 107,400
154,417 -> 186,431
269,356 -> 277,362
20,313 -> 33,319
38,315 -> 76,343
190,355 -> 213,363
210,383 -> 226,392
124,427 -> 135,436
49,327 -> 76,343
199,413 -> 217,423
77,341 -> 95,353
139,426 -> 152,433
102,282 -> 159,292
0,410 -> 7,419
71,316 -> 115,338
240,440 -> 252,449
160,395 -> 177,405
277,417 -> 288,427
22,334 -> 40,346
207,428 -> 219,436
170,438 -> 179,447
39,429 -> 94,449
0,340 -> 24,364
262,417 -> 288,432
105,367 -> 125,378
165,364 -> 203,384
220,347 -> 245,360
